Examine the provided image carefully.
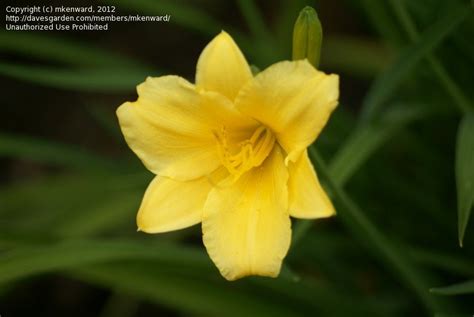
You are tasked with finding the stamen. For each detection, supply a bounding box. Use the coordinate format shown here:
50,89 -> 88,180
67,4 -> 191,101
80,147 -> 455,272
213,125 -> 276,182
250,126 -> 267,145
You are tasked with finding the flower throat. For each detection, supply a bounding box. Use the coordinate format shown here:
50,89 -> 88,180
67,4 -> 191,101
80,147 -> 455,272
213,125 -> 275,180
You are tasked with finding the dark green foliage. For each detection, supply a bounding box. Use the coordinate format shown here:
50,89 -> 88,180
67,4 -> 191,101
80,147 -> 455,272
1,0 -> 473,316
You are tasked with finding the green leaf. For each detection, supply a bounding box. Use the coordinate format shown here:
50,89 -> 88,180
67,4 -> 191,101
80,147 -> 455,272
409,246 -> 474,277
456,114 -> 474,246
292,220 -> 313,245
431,279 -> 474,295
72,263 -> 298,317
237,0 -> 270,42
0,237 -> 383,316
0,239 -> 210,285
0,133 -> 116,170
274,0 -> 312,56
72,260 -> 387,316
0,62 -> 151,92
330,104 -> 432,185
360,2 -> 471,122
356,0 -> 406,47
308,147 -> 447,314
0,239 -> 329,316
0,173 -> 148,236
53,191 -> 141,237
293,104 -> 439,247
0,32 -> 142,68
236,0 -> 280,65
329,124 -> 390,185
388,0 -> 472,114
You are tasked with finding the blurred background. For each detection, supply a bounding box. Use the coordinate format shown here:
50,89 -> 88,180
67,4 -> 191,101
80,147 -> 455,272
1,0 -> 474,316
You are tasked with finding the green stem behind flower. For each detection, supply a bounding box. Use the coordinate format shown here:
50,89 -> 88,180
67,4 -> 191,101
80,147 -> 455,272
307,146 -> 450,315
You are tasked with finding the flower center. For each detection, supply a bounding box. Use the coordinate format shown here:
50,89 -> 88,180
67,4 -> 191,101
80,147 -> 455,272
213,125 -> 275,180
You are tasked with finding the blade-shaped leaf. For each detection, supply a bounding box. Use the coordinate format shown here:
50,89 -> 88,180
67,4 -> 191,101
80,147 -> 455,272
308,147 -> 447,314
356,0 -> 405,47
0,173 -> 148,237
409,246 -> 474,277
53,191 -> 142,237
0,32 -> 142,68
0,239 -> 378,316
0,133 -> 116,170
72,263 -> 298,317
0,239 -> 210,285
0,62 -> 151,92
330,104 -> 433,185
388,0 -> 472,114
360,2 -> 471,122
456,114 -> 474,246
431,279 -> 474,295
71,260 -> 388,317
237,0 -> 270,42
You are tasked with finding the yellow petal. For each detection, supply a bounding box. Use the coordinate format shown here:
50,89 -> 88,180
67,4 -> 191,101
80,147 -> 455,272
202,146 -> 291,281
288,151 -> 335,219
235,60 -> 339,163
137,175 -> 212,233
117,75 -> 256,181
196,31 -> 252,101
138,167 -> 230,233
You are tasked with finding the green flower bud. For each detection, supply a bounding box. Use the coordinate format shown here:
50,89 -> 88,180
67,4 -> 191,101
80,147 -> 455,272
292,6 -> 323,68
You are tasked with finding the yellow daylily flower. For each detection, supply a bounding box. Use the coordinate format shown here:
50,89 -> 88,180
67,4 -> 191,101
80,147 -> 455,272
117,31 -> 339,281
